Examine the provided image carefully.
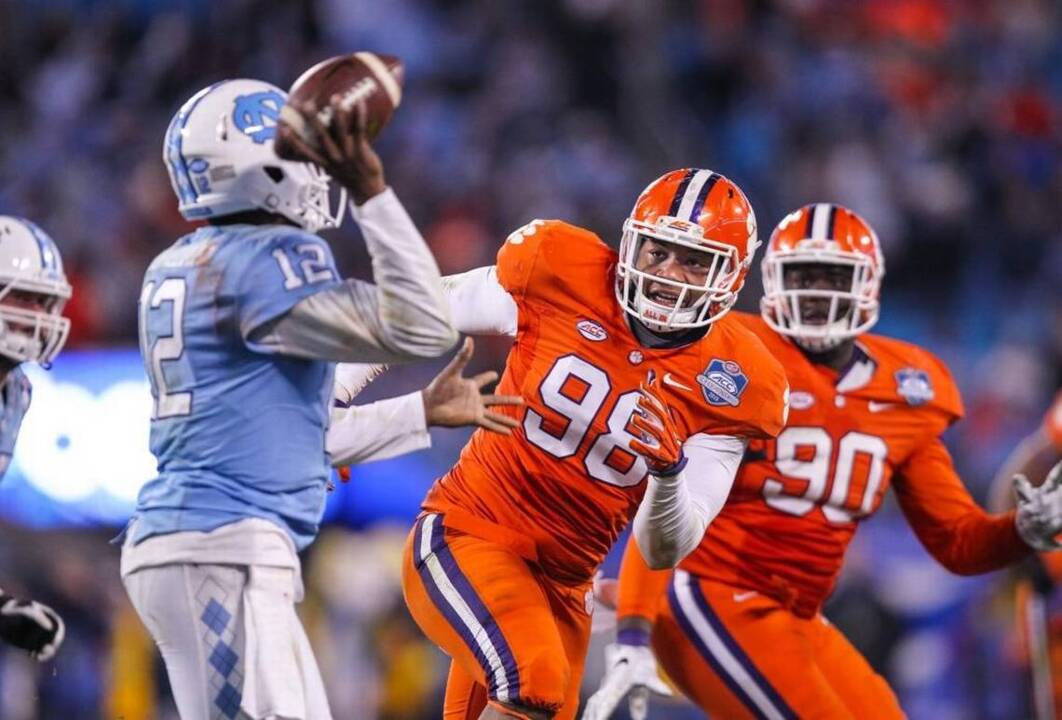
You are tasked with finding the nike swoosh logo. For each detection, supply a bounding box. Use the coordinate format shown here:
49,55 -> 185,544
662,373 -> 694,391
868,401 -> 895,413
733,591 -> 757,602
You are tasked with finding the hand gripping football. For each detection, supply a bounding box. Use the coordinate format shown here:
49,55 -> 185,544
275,52 -> 404,161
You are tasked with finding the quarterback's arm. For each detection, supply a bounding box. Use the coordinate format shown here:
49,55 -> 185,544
893,436 -> 1031,574
633,433 -> 746,569
252,189 -> 457,363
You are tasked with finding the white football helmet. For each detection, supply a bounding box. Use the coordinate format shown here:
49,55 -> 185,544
163,79 -> 344,231
0,217 -> 72,366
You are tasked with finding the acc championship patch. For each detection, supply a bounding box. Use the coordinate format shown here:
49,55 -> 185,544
696,359 -> 748,407
895,367 -> 934,406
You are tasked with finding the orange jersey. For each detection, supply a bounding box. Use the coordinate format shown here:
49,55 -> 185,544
422,221 -> 789,585
675,312 -> 1028,617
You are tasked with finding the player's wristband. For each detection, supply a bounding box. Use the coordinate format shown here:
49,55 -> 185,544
651,451 -> 688,478
616,626 -> 651,647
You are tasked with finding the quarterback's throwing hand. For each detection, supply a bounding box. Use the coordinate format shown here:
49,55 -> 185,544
423,337 -> 523,435
1015,460 -> 1062,551
0,590 -> 65,662
276,98 -> 385,204
628,378 -> 686,475
583,642 -> 673,720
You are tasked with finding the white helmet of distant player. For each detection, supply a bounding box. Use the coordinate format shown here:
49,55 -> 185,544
0,217 -> 72,366
163,79 -> 344,231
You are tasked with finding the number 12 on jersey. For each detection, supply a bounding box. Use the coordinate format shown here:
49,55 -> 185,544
139,278 -> 192,420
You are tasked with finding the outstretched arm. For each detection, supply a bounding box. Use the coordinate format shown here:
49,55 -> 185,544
893,436 -> 1033,574
328,338 -> 521,467
440,266 -> 518,337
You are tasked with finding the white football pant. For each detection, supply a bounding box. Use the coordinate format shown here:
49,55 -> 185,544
123,563 -> 332,720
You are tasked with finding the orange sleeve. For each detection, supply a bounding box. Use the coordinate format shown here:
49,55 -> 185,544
893,436 -> 1030,575
1044,391 -> 1062,449
616,534 -> 673,623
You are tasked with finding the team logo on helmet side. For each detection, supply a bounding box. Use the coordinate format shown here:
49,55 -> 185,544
895,367 -> 934,406
696,358 -> 748,407
232,91 -> 285,144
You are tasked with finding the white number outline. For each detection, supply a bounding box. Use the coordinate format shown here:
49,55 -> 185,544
762,426 -> 889,523
139,278 -> 191,419
523,354 -> 648,488
272,243 -> 335,290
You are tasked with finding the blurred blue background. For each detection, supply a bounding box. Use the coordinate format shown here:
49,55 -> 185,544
0,0 -> 1059,717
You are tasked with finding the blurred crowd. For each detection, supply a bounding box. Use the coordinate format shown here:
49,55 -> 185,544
0,0 -> 1059,717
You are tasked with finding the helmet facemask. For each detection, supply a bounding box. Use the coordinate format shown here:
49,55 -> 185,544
0,276 -> 71,366
251,162 -> 345,232
760,251 -> 880,352
616,216 -> 744,332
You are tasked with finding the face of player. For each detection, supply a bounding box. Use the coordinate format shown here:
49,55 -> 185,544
0,289 -> 58,373
2,289 -> 55,315
634,237 -> 714,309
782,262 -> 854,326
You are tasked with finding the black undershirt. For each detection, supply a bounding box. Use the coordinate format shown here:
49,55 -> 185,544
627,316 -> 710,349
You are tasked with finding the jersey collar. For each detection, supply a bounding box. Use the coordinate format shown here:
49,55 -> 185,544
834,342 -> 877,393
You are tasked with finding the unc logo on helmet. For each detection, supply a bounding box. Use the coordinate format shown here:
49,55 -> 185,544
231,91 -> 285,144
162,79 -> 345,231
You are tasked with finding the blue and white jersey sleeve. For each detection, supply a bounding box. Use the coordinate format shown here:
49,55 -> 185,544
231,232 -> 341,353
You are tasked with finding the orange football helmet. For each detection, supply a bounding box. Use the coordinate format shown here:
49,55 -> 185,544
616,168 -> 759,331
760,203 -> 885,351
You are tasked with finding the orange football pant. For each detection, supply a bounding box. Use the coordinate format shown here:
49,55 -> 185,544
401,513 -> 593,719
654,571 -> 904,720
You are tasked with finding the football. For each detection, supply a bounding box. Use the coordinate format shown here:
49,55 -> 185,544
275,52 -> 404,161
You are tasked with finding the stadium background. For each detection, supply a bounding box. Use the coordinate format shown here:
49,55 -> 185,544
0,0 -> 1059,717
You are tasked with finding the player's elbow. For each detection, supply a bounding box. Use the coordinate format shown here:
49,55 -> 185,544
634,531 -> 700,570
644,549 -> 681,571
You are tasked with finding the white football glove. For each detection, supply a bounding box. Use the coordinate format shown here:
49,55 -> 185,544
0,590 -> 65,662
582,643 -> 672,720
1015,460 -> 1062,551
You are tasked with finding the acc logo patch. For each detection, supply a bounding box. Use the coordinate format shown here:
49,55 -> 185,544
232,91 -> 285,144
789,390 -> 815,410
895,367 -> 934,406
696,358 -> 748,407
576,319 -> 608,342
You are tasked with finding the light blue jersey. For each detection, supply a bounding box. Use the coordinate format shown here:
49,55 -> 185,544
131,224 -> 340,550
0,367 -> 31,479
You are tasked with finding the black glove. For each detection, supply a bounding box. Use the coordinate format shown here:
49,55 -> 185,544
0,589 -> 65,661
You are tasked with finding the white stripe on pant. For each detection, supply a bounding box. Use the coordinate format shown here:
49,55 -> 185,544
416,513 -> 513,701
671,571 -> 788,720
